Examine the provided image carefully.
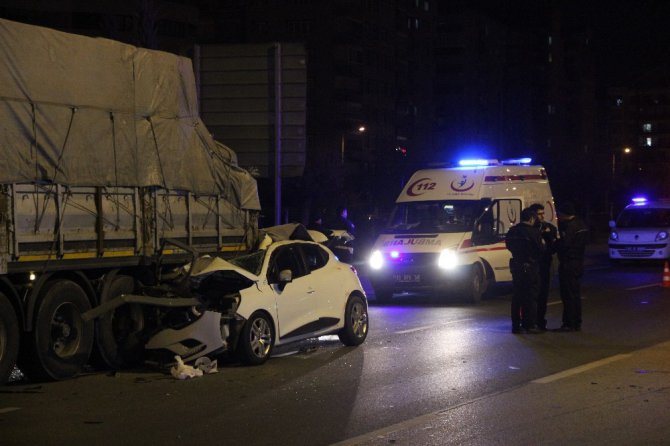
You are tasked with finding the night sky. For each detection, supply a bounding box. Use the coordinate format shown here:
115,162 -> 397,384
590,0 -> 670,86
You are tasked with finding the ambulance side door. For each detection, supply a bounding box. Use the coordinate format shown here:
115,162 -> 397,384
472,198 -> 522,281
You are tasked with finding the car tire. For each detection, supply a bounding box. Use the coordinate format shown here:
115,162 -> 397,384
0,292 -> 20,385
18,280 -> 94,381
338,294 -> 369,346
237,312 -> 274,365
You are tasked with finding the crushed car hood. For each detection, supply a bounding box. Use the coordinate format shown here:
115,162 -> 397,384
192,257 -> 260,281
189,257 -> 260,297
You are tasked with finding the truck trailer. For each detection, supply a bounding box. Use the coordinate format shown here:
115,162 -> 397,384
0,19 -> 261,382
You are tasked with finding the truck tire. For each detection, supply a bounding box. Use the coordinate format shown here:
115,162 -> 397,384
95,275 -> 144,370
338,294 -> 369,346
19,280 -> 94,381
0,292 -> 19,384
237,312 -> 274,365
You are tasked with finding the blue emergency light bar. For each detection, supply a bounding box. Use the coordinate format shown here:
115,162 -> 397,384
501,157 -> 533,165
457,157 -> 533,167
631,196 -> 648,205
457,159 -> 498,167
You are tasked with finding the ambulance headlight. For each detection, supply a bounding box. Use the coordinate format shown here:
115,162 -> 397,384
609,231 -> 618,241
656,231 -> 668,241
437,249 -> 458,270
369,250 -> 385,270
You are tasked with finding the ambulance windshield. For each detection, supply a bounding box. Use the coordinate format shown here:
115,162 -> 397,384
384,200 -> 483,233
617,208 -> 670,228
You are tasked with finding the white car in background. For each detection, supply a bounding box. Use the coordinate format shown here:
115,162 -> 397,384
609,198 -> 670,261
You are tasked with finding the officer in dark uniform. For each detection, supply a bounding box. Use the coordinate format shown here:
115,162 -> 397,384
555,202 -> 589,332
528,203 -> 558,331
505,207 -> 545,334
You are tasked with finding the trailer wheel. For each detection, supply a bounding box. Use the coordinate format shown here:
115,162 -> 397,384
95,276 -> 144,370
19,280 -> 94,381
0,292 -> 20,384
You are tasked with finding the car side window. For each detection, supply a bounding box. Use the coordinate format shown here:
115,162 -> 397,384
270,246 -> 307,282
301,243 -> 329,272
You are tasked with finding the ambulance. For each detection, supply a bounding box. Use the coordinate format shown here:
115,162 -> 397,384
367,158 -> 556,303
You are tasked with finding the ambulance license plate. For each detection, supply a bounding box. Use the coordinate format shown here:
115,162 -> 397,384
393,273 -> 421,283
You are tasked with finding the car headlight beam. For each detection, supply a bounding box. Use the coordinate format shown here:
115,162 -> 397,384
438,249 -> 458,270
369,250 -> 384,270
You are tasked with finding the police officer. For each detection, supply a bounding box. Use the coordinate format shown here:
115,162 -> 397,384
506,207 -> 545,334
332,206 -> 355,235
555,202 -> 589,332
528,203 -> 558,331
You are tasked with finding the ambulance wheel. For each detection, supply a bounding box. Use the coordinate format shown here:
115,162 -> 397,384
19,280 -> 94,381
0,292 -> 20,384
373,286 -> 393,304
465,265 -> 486,304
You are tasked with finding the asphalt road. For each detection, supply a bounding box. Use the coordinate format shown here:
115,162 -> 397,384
2,244 -> 670,445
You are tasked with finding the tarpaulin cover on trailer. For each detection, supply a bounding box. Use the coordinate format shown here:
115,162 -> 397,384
0,18 -> 260,211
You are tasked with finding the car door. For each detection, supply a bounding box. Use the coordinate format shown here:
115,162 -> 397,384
298,243 -> 341,321
268,244 -> 316,339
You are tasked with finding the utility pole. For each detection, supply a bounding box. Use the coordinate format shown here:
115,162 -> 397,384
274,43 -> 282,225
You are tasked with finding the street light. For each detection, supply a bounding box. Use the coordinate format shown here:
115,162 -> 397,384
610,146 -> 633,217
612,146 -> 632,177
341,125 -> 366,164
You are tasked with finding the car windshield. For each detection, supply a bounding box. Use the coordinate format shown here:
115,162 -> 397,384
382,200 -> 483,233
617,208 -> 670,228
228,250 -> 266,276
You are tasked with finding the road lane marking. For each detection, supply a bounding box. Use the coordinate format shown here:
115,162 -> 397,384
334,344 -> 660,446
0,407 -> 20,414
531,354 -> 632,384
394,318 -> 473,334
626,283 -> 660,291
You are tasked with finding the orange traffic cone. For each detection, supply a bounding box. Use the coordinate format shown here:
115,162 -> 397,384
663,261 -> 670,288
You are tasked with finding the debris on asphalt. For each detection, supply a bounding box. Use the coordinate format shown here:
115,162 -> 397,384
170,356 -> 203,379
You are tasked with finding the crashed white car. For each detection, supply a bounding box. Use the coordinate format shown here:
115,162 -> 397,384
190,239 -> 369,364
88,224 -> 369,369
87,225 -> 366,371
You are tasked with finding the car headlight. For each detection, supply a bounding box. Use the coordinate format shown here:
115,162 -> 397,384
369,250 -> 384,270
437,249 -> 458,269
609,231 -> 618,241
656,231 -> 668,241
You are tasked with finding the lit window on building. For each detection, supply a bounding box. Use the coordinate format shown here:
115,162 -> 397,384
643,123 -> 652,132
548,53 -> 552,63
646,137 -> 652,147
548,104 -> 556,114
616,97 -> 623,107
548,35 -> 552,45
424,1 -> 430,11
